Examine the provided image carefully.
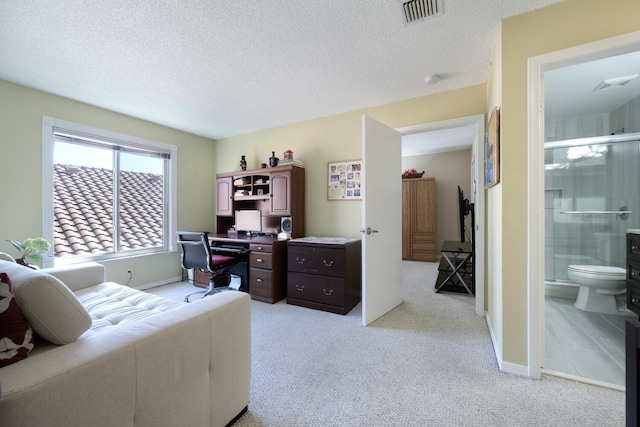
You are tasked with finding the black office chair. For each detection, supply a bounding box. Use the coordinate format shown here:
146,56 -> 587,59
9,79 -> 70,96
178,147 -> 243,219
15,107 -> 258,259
177,231 -> 241,302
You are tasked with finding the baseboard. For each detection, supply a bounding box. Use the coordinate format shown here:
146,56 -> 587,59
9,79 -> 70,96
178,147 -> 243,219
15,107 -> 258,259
484,311 -> 530,377
484,312 -> 503,370
135,276 -> 183,291
501,361 -> 530,377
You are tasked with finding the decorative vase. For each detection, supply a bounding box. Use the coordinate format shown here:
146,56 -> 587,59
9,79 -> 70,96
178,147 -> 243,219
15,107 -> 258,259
269,151 -> 279,167
283,149 -> 293,160
240,155 -> 247,171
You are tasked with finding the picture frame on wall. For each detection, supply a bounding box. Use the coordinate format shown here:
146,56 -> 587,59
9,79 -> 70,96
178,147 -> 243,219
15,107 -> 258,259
485,107 -> 500,188
327,160 -> 363,200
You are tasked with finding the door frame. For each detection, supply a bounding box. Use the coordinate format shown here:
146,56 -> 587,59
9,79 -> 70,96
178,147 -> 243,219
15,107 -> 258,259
527,31 -> 640,379
397,114 -> 486,316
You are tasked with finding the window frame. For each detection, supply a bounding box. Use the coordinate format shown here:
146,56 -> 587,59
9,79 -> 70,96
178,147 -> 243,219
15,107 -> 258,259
42,116 -> 178,267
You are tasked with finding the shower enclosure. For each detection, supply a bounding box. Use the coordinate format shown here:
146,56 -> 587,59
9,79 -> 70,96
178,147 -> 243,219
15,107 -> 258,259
544,133 -> 640,285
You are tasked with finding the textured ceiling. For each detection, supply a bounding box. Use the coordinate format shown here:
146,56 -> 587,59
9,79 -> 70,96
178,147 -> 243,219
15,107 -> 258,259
0,0 -> 564,140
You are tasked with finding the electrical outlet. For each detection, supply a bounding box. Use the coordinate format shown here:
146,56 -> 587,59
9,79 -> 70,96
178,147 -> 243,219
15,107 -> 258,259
127,267 -> 135,278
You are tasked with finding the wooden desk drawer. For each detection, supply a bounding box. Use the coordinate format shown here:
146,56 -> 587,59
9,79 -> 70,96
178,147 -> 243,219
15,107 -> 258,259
288,247 -> 346,277
250,252 -> 273,269
287,272 -> 345,307
250,267 -> 274,299
250,243 -> 273,253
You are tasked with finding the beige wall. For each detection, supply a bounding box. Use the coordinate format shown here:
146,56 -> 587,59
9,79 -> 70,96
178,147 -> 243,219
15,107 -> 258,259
498,0 -> 640,367
486,26 -> 504,361
0,80 -> 216,287
402,149 -> 472,252
215,85 -> 487,239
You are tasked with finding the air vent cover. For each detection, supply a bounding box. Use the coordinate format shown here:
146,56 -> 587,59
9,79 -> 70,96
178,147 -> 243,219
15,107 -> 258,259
399,0 -> 443,24
593,74 -> 638,92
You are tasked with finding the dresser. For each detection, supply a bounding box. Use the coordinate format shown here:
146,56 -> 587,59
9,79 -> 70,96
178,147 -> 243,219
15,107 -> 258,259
287,237 -> 361,315
627,230 -> 640,318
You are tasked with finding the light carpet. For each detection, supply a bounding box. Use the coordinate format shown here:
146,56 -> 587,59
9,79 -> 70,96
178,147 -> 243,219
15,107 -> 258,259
148,261 -> 625,426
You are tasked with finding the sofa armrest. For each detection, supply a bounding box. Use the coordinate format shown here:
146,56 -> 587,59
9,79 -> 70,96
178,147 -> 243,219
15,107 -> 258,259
42,262 -> 106,292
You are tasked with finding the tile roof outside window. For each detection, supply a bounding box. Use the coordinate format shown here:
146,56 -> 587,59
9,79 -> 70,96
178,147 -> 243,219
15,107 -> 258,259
53,164 -> 163,257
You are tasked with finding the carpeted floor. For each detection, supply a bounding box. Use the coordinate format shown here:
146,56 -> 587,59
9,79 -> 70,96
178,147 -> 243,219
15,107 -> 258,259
148,261 -> 625,426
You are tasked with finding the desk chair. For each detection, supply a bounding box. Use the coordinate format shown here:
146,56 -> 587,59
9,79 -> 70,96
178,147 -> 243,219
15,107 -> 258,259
177,231 -> 241,302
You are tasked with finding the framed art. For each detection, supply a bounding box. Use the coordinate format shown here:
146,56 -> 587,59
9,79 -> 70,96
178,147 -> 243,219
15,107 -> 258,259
328,160 -> 363,200
485,107 -> 500,188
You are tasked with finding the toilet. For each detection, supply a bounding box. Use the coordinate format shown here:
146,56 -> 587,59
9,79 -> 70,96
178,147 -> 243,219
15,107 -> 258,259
567,265 -> 627,315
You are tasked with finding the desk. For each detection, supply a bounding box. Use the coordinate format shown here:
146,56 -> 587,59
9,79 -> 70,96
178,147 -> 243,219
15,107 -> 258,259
435,240 -> 474,294
209,234 -> 288,303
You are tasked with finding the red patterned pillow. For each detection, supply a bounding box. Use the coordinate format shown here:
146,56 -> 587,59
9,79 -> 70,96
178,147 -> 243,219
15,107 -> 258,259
0,272 -> 34,367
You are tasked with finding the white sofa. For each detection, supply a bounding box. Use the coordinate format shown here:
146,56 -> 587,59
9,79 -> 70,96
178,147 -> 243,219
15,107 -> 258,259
0,257 -> 251,427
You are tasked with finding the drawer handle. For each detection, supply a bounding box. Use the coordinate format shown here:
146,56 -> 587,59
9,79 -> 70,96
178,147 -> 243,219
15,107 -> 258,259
323,260 -> 334,267
323,289 -> 333,296
257,246 -> 263,250
256,278 -> 263,283
633,298 -> 640,304
633,245 -> 640,252
256,258 -> 263,263
295,284 -> 305,291
296,257 -> 306,264
633,271 -> 640,278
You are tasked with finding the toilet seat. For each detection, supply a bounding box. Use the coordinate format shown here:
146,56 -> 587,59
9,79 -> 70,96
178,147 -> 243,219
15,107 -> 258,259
567,265 -> 626,281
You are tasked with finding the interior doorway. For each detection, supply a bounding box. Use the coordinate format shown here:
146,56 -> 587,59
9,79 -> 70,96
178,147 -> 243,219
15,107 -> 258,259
528,31 -> 640,383
397,114 -> 485,316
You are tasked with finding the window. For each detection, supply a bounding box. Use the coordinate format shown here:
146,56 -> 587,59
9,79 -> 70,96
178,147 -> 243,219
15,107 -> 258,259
42,117 -> 177,266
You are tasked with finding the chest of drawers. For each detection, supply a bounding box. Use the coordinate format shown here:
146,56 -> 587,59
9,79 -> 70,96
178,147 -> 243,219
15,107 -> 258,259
249,240 -> 287,303
287,238 -> 361,314
627,231 -> 640,317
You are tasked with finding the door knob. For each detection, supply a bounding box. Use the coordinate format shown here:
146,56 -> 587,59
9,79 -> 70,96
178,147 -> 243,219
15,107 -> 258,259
360,227 -> 379,235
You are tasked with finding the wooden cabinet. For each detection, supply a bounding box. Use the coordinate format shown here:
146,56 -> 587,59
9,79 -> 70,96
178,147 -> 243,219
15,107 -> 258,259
249,240 -> 287,304
627,232 -> 640,317
402,177 -> 436,262
215,164 -> 305,238
269,171 -> 291,215
287,238 -> 361,315
216,176 -> 233,216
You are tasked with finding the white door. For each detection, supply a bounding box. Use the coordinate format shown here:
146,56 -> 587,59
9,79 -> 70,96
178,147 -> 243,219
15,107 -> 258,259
361,116 -> 403,325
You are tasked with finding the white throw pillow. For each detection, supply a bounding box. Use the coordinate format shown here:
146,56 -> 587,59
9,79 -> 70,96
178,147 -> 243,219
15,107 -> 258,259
11,267 -> 91,345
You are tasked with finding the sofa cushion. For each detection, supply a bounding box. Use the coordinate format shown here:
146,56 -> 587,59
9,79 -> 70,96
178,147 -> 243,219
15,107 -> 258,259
0,272 -> 35,367
75,282 -> 184,336
1,261 -> 92,345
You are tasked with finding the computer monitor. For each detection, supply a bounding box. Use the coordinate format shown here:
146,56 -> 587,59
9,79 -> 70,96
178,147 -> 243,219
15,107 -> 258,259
235,210 -> 262,235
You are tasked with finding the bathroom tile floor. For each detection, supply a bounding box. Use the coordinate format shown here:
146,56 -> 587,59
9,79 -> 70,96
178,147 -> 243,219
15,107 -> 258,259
544,295 -> 636,388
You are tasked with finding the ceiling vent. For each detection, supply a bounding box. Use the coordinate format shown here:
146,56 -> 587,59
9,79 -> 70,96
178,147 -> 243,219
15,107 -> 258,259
399,0 -> 443,24
593,74 -> 639,92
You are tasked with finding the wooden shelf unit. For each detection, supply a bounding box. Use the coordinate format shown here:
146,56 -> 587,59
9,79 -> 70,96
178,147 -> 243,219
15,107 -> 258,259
216,164 -> 305,238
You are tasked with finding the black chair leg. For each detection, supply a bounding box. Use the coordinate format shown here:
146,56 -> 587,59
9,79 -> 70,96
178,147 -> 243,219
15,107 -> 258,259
202,272 -> 231,298
185,271 -> 231,302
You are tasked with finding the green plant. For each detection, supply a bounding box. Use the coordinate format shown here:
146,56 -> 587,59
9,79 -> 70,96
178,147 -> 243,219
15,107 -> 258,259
6,237 -> 51,262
